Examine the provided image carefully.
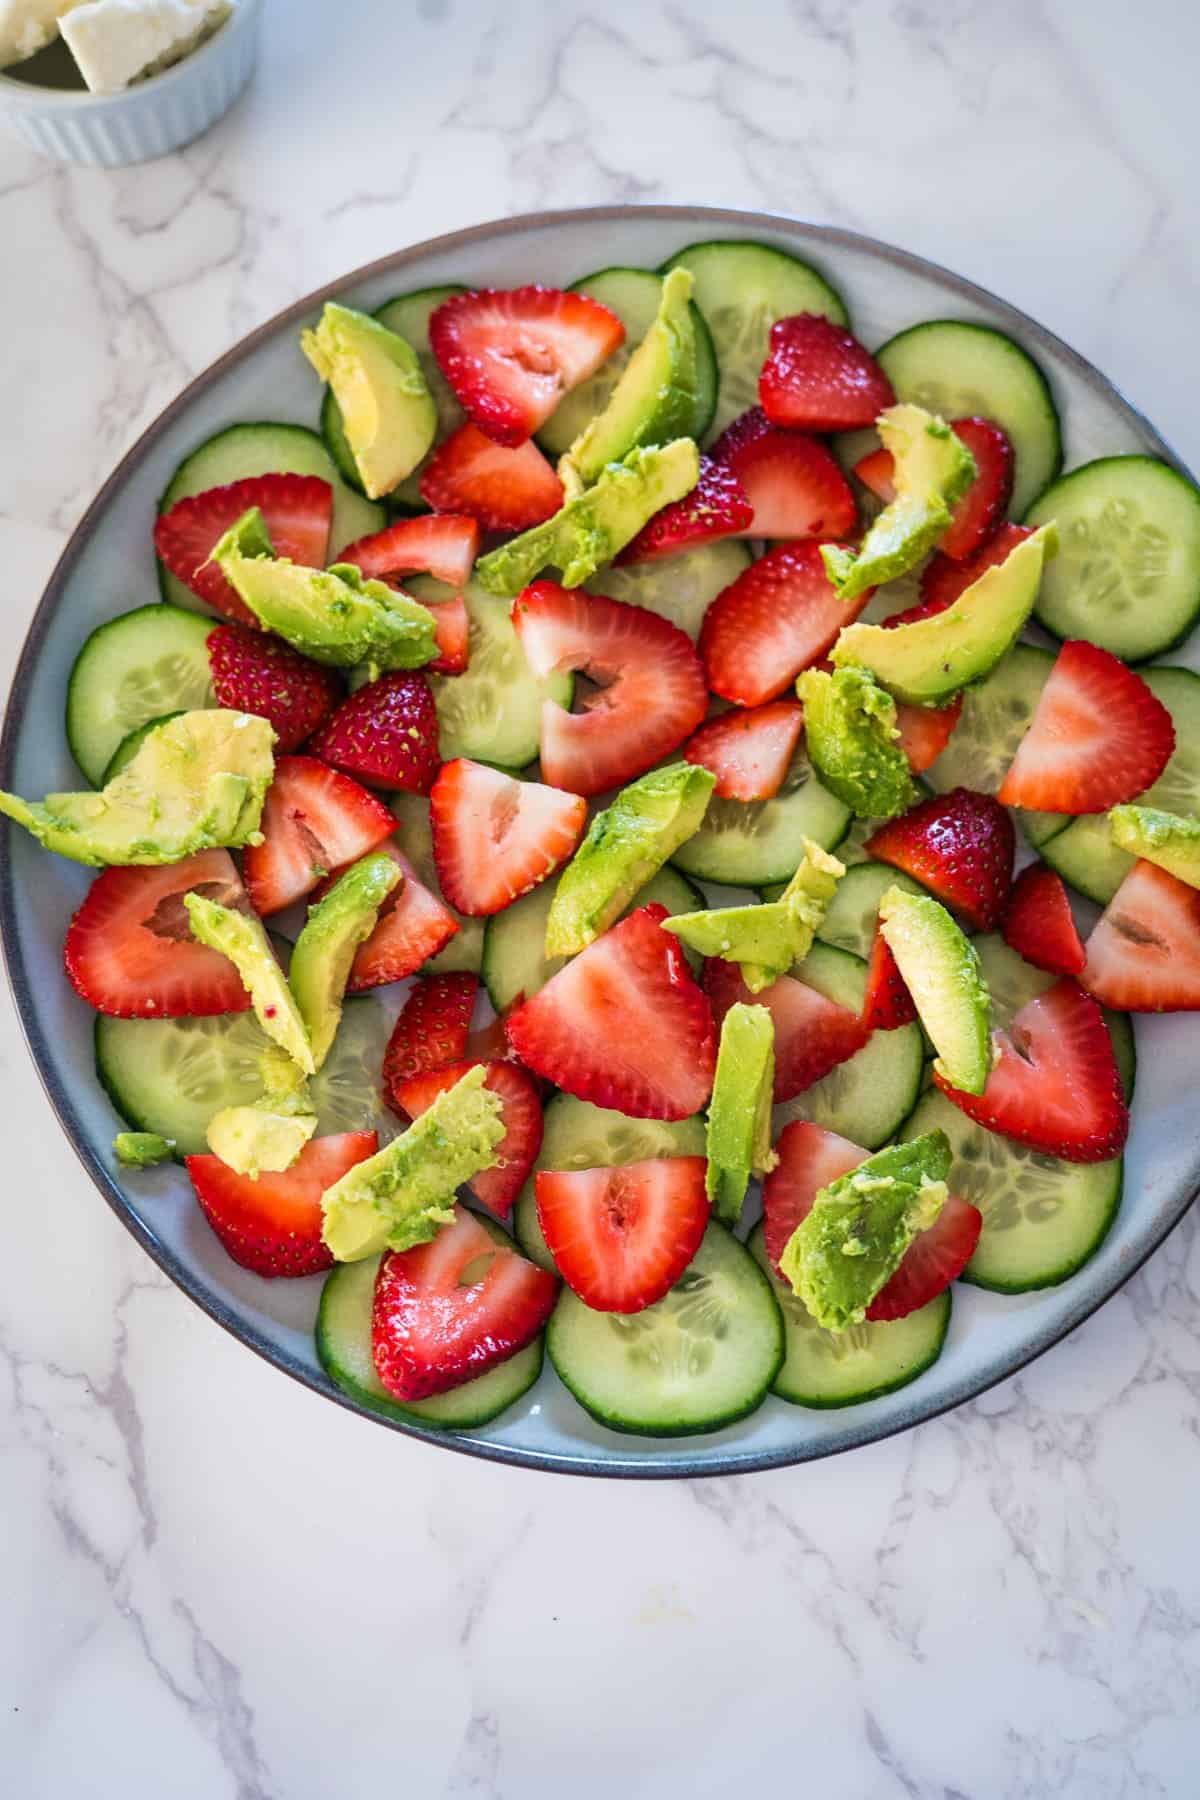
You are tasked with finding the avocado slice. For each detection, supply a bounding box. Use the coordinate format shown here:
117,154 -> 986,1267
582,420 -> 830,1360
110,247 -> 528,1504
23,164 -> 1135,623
878,885 -> 992,1095
474,439 -> 701,597
705,1003 -> 776,1226
0,709 -> 275,869
1109,804 -> 1200,889
113,1131 -> 174,1168
185,891 -> 316,1076
212,508 -> 436,671
796,665 -> 917,819
301,302 -> 437,500
559,268 -> 701,493
822,405 -> 978,602
830,524 -> 1057,707
206,1103 -> 318,1178
664,838 -> 844,991
321,1064 -> 505,1261
545,762 -> 715,957
289,851 -> 402,1071
779,1132 -> 952,1330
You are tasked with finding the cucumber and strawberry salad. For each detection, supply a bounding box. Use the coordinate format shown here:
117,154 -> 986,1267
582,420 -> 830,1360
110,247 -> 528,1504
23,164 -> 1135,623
7,238 -> 1200,1444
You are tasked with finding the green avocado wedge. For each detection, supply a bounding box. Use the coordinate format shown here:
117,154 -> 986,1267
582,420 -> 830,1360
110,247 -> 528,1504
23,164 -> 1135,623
664,838 -> 844,991
796,665 -> 917,819
113,1131 -> 174,1168
185,891 -> 316,1077
205,1102 -> 318,1177
705,1004 -> 776,1226
879,885 -> 992,1095
289,852 -> 403,1071
1109,804 -> 1200,889
301,302 -> 436,500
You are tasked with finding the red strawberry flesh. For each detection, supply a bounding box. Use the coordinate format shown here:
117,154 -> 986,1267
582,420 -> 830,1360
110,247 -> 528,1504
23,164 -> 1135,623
758,314 -> 895,433
866,787 -> 1015,932
1081,860 -> 1200,1012
1001,862 -> 1086,977
207,624 -> 342,753
617,456 -> 753,564
392,1059 -> 543,1219
336,514 -> 479,588
154,474 -> 332,627
684,699 -> 804,801
186,1131 -> 377,1278
383,973 -> 479,1096
703,958 -> 866,1104
430,757 -> 586,916
699,540 -> 871,708
419,423 -> 565,531
308,672 -> 441,795
536,1156 -> 709,1313
242,755 -> 396,916
709,408 -> 857,540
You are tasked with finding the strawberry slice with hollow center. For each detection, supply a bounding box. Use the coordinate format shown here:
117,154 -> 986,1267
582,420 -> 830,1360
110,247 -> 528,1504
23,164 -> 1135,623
154,474 -> 333,627
430,757 -> 587,916
536,1156 -> 709,1313
392,1059 -> 543,1219
186,1131 -> 378,1278
419,423 -> 565,531
336,514 -> 479,588
310,835 -> 459,992
699,540 -> 871,709
1081,859 -> 1200,1012
383,972 -> 479,1097
242,755 -> 396,916
683,699 -> 804,801
1001,862 -> 1086,977
759,314 -> 895,433
703,958 -> 867,1104
709,408 -> 857,539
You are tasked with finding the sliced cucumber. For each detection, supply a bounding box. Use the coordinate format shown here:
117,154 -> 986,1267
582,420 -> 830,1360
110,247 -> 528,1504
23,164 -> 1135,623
662,240 -> 848,443
900,1088 -> 1122,1292
815,862 -> 928,960
587,539 -> 751,641
874,319 -> 1061,515
924,640 -> 1055,794
971,933 -> 1136,1100
547,1222 -> 783,1436
308,997 -> 395,1134
748,1224 -> 950,1408
772,942 -> 923,1149
513,1094 -> 708,1274
1026,456 -> 1200,662
537,267 -> 718,457
317,1233 -> 543,1430
389,790 -> 484,975
65,604 -> 215,787
670,751 -> 849,887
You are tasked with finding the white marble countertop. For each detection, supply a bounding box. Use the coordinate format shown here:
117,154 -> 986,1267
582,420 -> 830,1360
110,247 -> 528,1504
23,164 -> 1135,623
3,2 -> 1200,1794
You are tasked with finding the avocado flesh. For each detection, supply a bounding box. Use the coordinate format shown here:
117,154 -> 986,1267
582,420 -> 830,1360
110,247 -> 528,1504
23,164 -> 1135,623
113,1131 -> 174,1168
879,885 -> 992,1095
830,524 -> 1057,707
0,709 -> 275,868
206,1104 -> 318,1177
289,851 -> 402,1071
301,302 -> 436,500
705,1003 -> 776,1225
664,837 -> 844,991
545,762 -> 715,957
185,891 -> 316,1076
474,439 -> 701,597
321,1064 -> 505,1261
559,268 -> 700,493
797,665 -> 916,819
779,1132 -> 952,1331
1109,805 -> 1200,889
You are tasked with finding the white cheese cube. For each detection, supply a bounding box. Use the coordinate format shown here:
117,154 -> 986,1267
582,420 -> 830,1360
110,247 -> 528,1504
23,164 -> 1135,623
0,2 -> 86,68
59,0 -> 230,94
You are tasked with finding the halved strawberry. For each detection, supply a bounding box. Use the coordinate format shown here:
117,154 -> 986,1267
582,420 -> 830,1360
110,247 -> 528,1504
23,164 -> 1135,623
186,1131 -> 378,1277
709,409 -> 857,539
423,593 -> 470,676
759,315 -> 895,432
935,977 -> 1128,1162
919,522 -> 1034,613
852,418 -> 1013,564
860,929 -> 917,1032
617,456 -> 753,564
893,695 -> 963,775
430,758 -> 586,916
308,672 -> 441,795
852,446 -> 896,505
683,700 -> 804,800
335,514 -> 479,588
506,904 -> 717,1120
866,1196 -> 983,1321
64,850 -> 253,1018
419,423 -> 564,531
154,474 -> 332,627
206,624 -> 342,753
391,1059 -> 543,1219
1001,862 -> 1086,977
312,836 -> 459,991
997,640 -> 1175,814
372,1204 -> 558,1400
536,1156 -> 709,1313
1081,860 -> 1200,1012
242,756 -> 396,916
703,958 -> 867,1104
512,580 -> 708,795
867,788 -> 1015,932
429,286 -> 624,447
699,541 -> 871,708
383,972 -> 479,1096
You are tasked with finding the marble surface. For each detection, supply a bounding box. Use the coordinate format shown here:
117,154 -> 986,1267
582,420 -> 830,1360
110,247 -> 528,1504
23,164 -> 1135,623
2,1 -> 1200,1793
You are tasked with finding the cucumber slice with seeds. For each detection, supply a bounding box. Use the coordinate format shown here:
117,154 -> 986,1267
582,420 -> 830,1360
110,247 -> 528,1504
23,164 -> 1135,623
815,862 -> 929,960
389,790 -> 484,975
670,751 -> 850,887
970,933 -> 1136,1101
546,1221 -> 783,1436
923,642 -> 1055,799
748,1224 -> 950,1408
586,539 -> 751,640
66,604 -> 215,787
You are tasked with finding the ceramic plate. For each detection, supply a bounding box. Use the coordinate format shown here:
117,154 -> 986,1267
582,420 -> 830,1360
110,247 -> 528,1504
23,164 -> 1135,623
3,206 -> 1197,1477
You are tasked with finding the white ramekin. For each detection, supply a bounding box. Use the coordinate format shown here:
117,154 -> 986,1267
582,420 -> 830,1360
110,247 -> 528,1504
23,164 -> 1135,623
0,0 -> 262,166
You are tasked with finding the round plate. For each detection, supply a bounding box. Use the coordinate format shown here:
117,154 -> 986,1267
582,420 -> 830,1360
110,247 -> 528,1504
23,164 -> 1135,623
2,206 -> 1197,1477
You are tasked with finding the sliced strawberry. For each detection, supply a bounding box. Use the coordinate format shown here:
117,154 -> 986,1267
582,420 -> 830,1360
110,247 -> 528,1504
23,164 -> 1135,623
512,580 -> 708,795
1001,862 -> 1086,977
891,695 -> 963,775
308,672 -> 441,796
391,1059 -> 543,1219
860,929 -> 917,1032
683,700 -> 804,800
383,972 -> 478,1096
335,514 -> 479,588
919,522 -> 1034,613
506,904 -> 717,1120
242,755 -> 396,916
1081,860 -> 1200,1012
536,1156 -> 709,1313
997,640 -> 1175,814
64,850 -> 253,1018
617,456 -> 753,564
428,286 -> 624,447
935,977 -> 1128,1162
867,788 -> 1015,932
699,540 -> 871,708
709,408 -> 857,540
419,423 -> 564,531
936,418 -> 1014,560
423,593 -> 470,677
186,1131 -> 377,1277
311,836 -> 459,991
154,474 -> 332,627
372,1204 -> 558,1400
703,958 -> 867,1104
429,758 -> 586,916
852,446 -> 897,505
759,315 -> 895,432
206,624 -> 342,753
866,1195 -> 983,1321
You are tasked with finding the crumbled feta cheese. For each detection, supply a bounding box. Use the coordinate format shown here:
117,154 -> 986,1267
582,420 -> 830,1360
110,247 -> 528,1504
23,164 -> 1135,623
0,2 -> 86,68
59,0 -> 230,94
